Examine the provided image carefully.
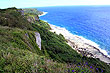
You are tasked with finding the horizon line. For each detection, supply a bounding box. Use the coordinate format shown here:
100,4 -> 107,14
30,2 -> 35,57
1,5 -> 110,9
21,5 -> 110,8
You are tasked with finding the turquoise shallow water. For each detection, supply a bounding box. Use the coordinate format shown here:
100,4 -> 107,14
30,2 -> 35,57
36,6 -> 110,55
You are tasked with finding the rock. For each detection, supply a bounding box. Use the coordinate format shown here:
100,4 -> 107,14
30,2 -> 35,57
35,16 -> 40,21
35,32 -> 41,50
27,15 -> 39,23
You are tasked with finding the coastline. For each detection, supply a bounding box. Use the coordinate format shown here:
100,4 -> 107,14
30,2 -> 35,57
38,12 -> 48,17
49,24 -> 110,63
39,12 -> 110,63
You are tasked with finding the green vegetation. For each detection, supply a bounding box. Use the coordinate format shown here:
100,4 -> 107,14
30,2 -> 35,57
0,7 -> 110,73
32,22 -> 81,63
0,48 -> 67,73
22,8 -> 42,23
1,48 -> 101,73
0,7 -> 32,30
0,26 -> 42,54
23,8 -> 43,15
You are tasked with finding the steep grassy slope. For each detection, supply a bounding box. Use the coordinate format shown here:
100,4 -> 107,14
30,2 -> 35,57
0,26 -> 96,73
0,7 -> 110,73
0,26 -> 41,54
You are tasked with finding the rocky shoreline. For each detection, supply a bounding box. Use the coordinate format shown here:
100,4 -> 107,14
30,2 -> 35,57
49,24 -> 110,64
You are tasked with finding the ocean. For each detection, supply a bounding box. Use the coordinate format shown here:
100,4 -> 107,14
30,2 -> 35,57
36,6 -> 110,55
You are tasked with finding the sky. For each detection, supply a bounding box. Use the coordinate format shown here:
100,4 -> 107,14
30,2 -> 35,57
0,0 -> 110,8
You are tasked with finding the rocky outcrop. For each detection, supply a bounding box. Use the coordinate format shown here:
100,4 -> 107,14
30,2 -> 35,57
18,9 -> 24,15
27,15 -> 39,23
35,32 -> 41,50
67,38 -> 110,64
19,9 -> 40,23
35,16 -> 40,21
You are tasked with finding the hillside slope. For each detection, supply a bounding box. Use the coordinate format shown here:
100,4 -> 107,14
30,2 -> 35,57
0,7 -> 110,73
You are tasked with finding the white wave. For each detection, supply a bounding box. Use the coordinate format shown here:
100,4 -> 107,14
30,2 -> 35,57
38,12 -> 48,17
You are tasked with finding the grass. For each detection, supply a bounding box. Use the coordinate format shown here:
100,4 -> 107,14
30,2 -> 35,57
0,48 -> 104,73
0,26 -> 41,55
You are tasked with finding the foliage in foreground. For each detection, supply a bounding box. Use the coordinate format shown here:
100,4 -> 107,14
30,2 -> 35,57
0,48 -> 105,73
0,48 -> 66,73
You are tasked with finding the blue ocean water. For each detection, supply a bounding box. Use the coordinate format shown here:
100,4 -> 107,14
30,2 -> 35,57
37,6 -> 110,55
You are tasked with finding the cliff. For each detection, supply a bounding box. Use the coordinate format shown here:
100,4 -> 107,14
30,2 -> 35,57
35,32 -> 41,50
